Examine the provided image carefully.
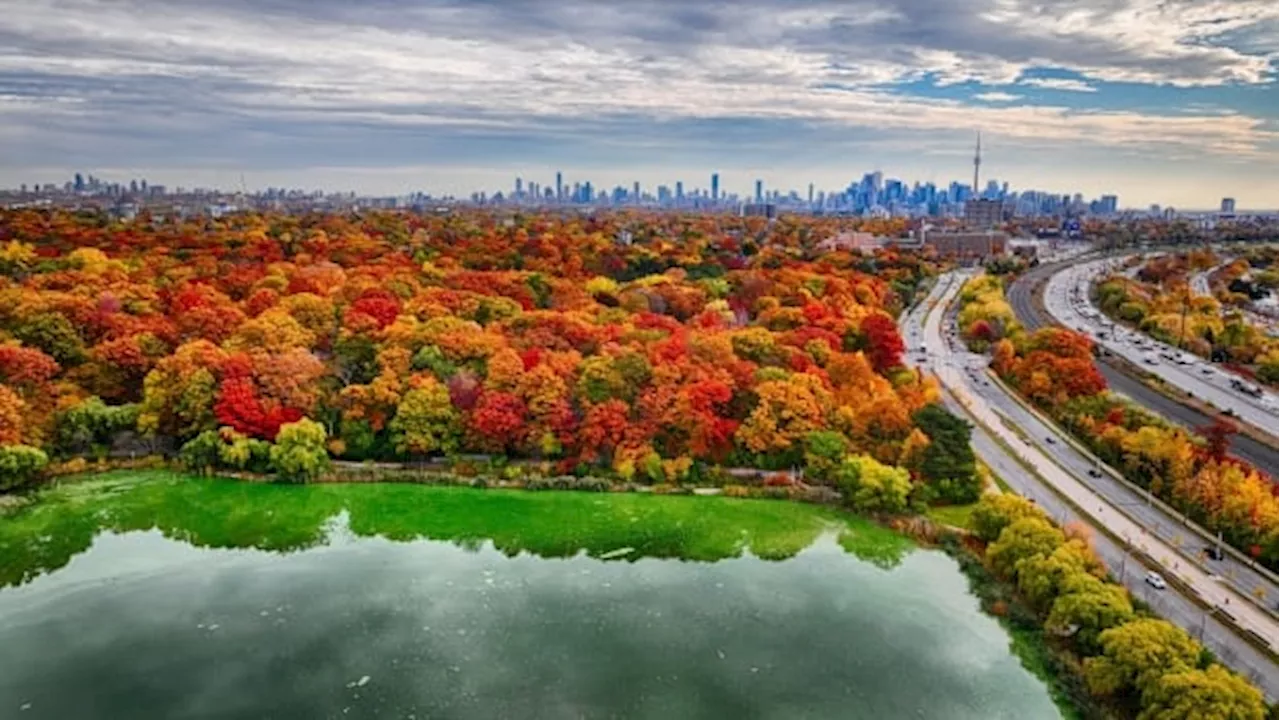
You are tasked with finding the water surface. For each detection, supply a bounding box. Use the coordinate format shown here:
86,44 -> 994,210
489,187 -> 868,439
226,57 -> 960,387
0,472 -> 1060,719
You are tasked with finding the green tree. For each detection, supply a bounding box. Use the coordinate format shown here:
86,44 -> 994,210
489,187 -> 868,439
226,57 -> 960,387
1046,572 -> 1135,654
972,493 -> 1046,543
576,355 -> 628,404
0,444 -> 48,490
1085,619 -> 1202,699
55,397 -> 139,456
13,312 -> 86,365
912,404 -> 980,503
333,335 -> 379,385
834,454 -> 912,514
389,379 -> 460,456
411,345 -> 458,381
803,430 -> 847,483
985,517 -> 1064,580
337,418 -> 382,460
218,430 -> 272,473
1016,539 -> 1102,613
270,418 -> 330,483
179,430 -> 225,475
1137,665 -> 1265,720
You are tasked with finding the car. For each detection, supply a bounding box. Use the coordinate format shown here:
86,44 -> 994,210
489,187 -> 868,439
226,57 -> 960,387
1145,572 -> 1167,590
1087,468 -> 1102,478
1143,356 -> 1158,365
1204,546 -> 1225,561
1200,367 -> 1214,375
1044,436 -> 1057,444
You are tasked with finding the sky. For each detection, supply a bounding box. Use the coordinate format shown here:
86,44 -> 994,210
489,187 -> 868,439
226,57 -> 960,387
0,0 -> 1277,209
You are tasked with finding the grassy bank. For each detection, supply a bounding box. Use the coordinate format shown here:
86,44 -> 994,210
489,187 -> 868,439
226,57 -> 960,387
0,470 -> 913,587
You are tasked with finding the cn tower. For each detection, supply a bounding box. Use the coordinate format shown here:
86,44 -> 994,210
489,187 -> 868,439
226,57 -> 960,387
972,131 -> 981,193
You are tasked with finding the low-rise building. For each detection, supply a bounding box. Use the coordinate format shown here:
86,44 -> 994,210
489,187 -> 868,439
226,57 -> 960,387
815,231 -> 883,254
923,229 -> 1008,261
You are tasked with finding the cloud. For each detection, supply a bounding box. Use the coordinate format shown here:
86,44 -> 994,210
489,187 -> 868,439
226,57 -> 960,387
0,0 -> 1274,202
973,92 -> 1024,102
1018,78 -> 1098,93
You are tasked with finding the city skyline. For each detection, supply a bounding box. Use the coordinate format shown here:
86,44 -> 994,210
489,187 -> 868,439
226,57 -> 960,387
1,1 -> 1276,207
12,165 -> 1134,214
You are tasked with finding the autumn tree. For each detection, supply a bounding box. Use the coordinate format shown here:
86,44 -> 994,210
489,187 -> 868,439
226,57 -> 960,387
467,391 -> 527,454
1136,665 -> 1265,720
390,376 -> 460,456
1045,572 -> 1135,654
1084,619 -> 1202,699
859,313 -> 905,373
736,373 -> 832,458
972,493 -> 1046,543
986,517 -> 1065,580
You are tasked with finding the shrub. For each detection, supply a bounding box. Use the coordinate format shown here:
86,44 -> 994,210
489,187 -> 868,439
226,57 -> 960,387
0,445 -> 49,490
833,454 -> 912,514
179,430 -> 224,475
269,418 -> 330,483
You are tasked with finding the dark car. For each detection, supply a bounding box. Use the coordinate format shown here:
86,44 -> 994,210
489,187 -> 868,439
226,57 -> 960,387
1087,468 -> 1102,478
1204,546 -> 1225,561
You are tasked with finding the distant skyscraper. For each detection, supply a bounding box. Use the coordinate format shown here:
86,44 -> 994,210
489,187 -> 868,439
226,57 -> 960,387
74,173 -> 84,192
711,173 -> 719,202
754,179 -> 763,204
555,172 -> 563,201
808,183 -> 814,205
515,177 -> 523,197
675,181 -> 684,201
1221,197 -> 1236,214
1099,195 -> 1118,215
633,181 -> 641,202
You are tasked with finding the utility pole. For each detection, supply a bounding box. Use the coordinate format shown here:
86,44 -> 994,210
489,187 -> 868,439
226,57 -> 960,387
1178,288 -> 1190,350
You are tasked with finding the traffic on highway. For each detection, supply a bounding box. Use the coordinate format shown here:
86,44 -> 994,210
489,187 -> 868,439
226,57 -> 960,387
1043,257 -> 1279,441
899,271 -> 1279,699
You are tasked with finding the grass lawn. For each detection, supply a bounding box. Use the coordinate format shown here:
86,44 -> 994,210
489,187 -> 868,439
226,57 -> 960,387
925,502 -> 978,530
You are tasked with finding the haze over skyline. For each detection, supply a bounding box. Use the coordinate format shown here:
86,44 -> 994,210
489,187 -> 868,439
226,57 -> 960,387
1,1 -> 1276,208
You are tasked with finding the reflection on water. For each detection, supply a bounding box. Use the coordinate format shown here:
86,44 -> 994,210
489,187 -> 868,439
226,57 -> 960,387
0,472 -> 912,589
0,473 -> 1060,719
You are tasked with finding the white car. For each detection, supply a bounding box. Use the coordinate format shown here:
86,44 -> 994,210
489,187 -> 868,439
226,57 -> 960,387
1145,571 -> 1167,590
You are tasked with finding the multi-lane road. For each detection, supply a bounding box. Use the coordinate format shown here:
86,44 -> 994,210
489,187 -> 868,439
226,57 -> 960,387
900,273 -> 1279,700
1044,257 -> 1279,440
1008,260 -> 1279,476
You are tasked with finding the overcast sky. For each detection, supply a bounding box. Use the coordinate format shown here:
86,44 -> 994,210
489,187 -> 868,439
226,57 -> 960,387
1,0 -> 1276,208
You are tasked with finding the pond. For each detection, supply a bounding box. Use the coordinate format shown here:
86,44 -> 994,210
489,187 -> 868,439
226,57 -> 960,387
0,472 -> 1061,719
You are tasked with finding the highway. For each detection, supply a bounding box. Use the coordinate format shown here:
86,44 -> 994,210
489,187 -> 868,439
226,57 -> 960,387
900,273 -> 1279,700
1044,258 -> 1279,440
1008,260 -> 1279,476
1190,265 -> 1218,297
